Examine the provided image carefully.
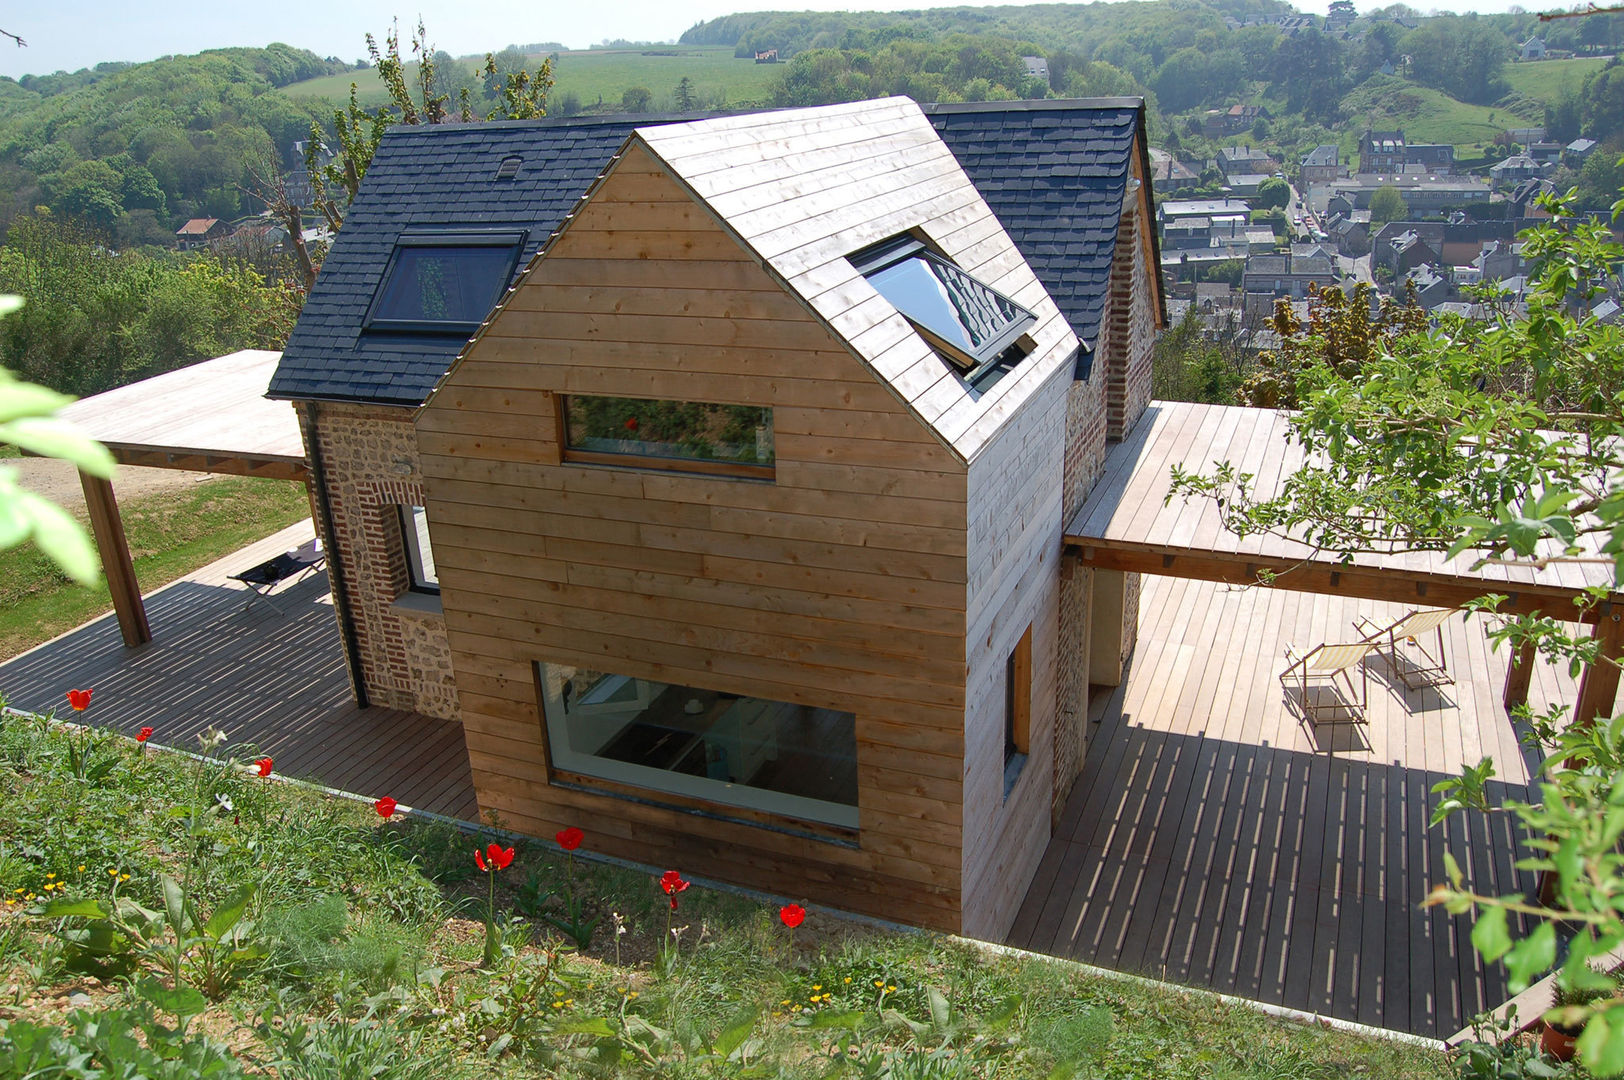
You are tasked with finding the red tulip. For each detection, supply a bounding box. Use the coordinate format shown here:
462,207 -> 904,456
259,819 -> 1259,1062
660,869 -> 689,909
135,727 -> 153,743
556,826 -> 584,851
779,904 -> 805,928
625,416 -> 639,431
375,797 -> 397,819
65,689 -> 92,711
475,843 -> 514,872
254,757 -> 273,778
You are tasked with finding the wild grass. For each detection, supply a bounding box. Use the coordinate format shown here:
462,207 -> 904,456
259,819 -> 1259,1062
1500,57 -> 1609,106
1339,75 -> 1517,153
0,715 -> 1453,1078
0,475 -> 310,661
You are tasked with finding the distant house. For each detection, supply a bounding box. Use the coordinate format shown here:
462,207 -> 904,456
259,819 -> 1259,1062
1403,264 -> 1455,309
1507,126 -> 1547,145
1566,138 -> 1599,167
1300,145 -> 1341,186
1146,148 -> 1199,187
1203,104 -> 1269,138
1022,56 -> 1050,84
1329,174 -> 1491,215
1217,144 -> 1271,179
753,49 -> 778,63
1509,177 -> 1560,221
1327,212 -> 1372,257
1490,155 -> 1549,188
1241,250 -> 1336,313
1375,227 -> 1443,278
1527,141 -> 1564,165
175,218 -> 229,250
1225,173 -> 1270,198
1520,36 -> 1546,61
1358,130 -> 1453,175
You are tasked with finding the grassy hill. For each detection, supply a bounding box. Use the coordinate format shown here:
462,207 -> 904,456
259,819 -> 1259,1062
283,45 -> 780,114
1337,73 -> 1527,153
1501,55 -> 1608,103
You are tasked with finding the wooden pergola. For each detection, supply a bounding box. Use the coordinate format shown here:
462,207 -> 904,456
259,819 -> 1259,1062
1067,402 -> 1623,724
53,350 -> 308,648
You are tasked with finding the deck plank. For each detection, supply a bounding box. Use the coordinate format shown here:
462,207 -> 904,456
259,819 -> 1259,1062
1010,576 -> 1564,1037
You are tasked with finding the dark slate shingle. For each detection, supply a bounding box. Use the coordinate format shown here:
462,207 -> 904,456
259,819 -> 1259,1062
270,100 -> 1154,407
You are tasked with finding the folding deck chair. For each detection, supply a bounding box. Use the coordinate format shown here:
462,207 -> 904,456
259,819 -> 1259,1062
229,538 -> 325,613
1352,607 -> 1457,690
1280,640 -> 1379,725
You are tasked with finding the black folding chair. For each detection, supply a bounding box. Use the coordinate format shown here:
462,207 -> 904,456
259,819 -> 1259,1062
229,538 -> 325,612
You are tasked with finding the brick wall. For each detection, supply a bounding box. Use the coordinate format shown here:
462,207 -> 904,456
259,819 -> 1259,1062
1103,199 -> 1156,442
299,401 -> 460,721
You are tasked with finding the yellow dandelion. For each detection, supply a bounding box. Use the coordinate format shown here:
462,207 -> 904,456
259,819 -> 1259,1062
76,865 -> 85,873
629,992 -> 639,999
46,873 -> 55,879
13,888 -> 22,894
886,985 -> 897,993
813,984 -> 822,990
108,869 -> 118,877
551,1001 -> 563,1009
564,999 -> 573,1005
119,874 -> 129,881
781,999 -> 791,1006
843,977 -> 852,984
874,980 -> 884,988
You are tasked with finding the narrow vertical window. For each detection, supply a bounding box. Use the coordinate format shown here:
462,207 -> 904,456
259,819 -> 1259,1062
1004,623 -> 1032,796
400,505 -> 439,593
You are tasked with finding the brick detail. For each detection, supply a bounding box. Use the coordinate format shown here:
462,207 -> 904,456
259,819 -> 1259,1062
1100,202 -> 1156,443
298,402 -> 460,721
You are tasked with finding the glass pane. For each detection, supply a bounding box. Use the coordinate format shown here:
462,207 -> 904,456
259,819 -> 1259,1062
565,396 -> 774,466
866,254 -> 1031,358
372,245 -> 516,326
402,505 -> 438,591
537,662 -> 857,828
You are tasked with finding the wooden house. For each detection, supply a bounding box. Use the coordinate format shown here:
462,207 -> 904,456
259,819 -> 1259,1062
269,98 -> 1164,937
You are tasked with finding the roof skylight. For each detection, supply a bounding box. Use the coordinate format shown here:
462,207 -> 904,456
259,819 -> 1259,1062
364,231 -> 525,335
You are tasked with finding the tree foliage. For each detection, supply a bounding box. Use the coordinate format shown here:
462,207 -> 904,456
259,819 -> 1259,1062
1369,183 -> 1408,226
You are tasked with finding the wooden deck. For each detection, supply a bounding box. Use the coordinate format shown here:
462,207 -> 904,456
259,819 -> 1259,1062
1007,573 -> 1576,1038
0,521 -> 477,821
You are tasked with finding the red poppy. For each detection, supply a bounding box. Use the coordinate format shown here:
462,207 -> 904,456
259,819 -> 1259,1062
624,416 -> 639,431
136,727 -> 153,743
475,843 -> 514,872
375,796 -> 397,819
254,757 -> 273,777
556,826 -> 584,851
779,903 -> 805,928
660,869 -> 689,909
65,689 -> 92,711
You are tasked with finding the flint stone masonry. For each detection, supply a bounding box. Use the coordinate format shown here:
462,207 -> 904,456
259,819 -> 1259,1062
299,401 -> 459,721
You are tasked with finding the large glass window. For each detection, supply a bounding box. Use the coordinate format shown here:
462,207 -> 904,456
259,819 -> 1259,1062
562,395 -> 774,479
365,232 -> 524,333
853,236 -> 1036,387
537,662 -> 858,828
400,505 -> 438,593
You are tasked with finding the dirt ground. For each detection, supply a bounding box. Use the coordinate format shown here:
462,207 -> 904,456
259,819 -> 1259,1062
11,456 -> 220,516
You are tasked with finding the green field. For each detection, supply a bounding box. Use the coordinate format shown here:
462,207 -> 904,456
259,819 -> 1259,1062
1501,55 -> 1609,102
282,45 -> 781,115
1339,74 -> 1524,153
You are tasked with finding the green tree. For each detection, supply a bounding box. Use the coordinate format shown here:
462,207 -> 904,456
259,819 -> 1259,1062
1255,176 -> 1290,210
621,86 -> 652,112
1369,183 -> 1408,225
674,76 -> 696,111
1400,17 -> 1507,104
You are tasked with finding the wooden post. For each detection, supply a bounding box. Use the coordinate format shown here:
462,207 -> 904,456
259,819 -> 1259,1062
1503,640 -> 1537,712
1574,610 -> 1624,729
78,470 -> 150,647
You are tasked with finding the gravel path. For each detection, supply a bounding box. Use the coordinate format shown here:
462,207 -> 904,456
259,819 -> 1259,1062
9,456 -> 220,516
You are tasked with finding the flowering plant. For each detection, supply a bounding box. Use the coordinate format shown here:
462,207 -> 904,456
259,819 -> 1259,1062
544,827 -> 597,949
374,796 -> 397,819
252,758 -> 273,778
475,842 -> 515,967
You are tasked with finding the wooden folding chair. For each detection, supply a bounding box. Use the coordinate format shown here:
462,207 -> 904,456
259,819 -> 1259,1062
1352,607 -> 1457,690
1280,640 -> 1378,725
229,538 -> 325,613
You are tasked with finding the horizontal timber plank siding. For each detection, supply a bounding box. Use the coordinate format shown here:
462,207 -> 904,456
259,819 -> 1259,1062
419,143 -> 971,930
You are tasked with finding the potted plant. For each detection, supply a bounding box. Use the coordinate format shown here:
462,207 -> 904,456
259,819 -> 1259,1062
1542,978 -> 1622,1062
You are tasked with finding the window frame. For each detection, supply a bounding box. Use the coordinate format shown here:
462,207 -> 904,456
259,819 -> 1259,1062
398,504 -> 440,595
1003,623 -> 1032,798
851,235 -> 1038,387
362,230 -> 527,335
557,394 -> 776,481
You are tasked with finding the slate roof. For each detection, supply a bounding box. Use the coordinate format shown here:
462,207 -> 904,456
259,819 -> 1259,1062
920,99 -> 1157,358
1302,145 -> 1338,168
271,99 -> 1154,407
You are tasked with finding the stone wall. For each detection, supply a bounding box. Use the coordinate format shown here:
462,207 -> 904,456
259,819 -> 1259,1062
299,401 -> 460,721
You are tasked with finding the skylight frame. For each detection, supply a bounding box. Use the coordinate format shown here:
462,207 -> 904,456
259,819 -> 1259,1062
363,229 -> 527,335
851,235 -> 1038,385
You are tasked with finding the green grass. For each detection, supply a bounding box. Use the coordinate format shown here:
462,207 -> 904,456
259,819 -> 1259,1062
1501,56 -> 1609,105
0,719 -> 1452,1079
1339,75 -> 1517,153
282,45 -> 779,114
0,475 -> 310,661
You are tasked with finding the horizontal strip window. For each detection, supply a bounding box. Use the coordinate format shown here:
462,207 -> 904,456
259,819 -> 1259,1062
364,231 -> 525,335
561,395 -> 773,479
537,662 -> 858,829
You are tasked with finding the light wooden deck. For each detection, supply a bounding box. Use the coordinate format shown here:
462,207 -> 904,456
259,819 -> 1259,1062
1008,573 -> 1578,1038
0,521 -> 477,821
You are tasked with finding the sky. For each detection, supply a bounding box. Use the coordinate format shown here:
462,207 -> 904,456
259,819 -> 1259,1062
0,0 -> 1549,81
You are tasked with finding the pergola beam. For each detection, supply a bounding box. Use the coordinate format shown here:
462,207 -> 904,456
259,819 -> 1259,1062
1575,611 -> 1624,727
79,469 -> 150,647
